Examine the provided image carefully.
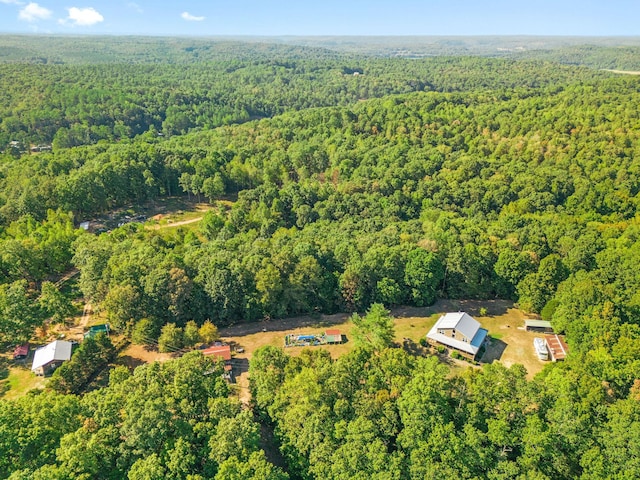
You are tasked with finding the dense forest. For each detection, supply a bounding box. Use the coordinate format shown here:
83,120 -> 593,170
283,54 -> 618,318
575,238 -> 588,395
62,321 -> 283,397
0,54 -> 610,151
1,36 -> 639,479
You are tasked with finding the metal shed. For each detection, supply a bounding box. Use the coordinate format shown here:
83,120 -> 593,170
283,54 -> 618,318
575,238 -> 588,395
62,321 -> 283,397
524,319 -> 554,333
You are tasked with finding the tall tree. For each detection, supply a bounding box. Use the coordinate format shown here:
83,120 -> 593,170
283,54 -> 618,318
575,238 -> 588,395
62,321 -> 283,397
351,303 -> 395,351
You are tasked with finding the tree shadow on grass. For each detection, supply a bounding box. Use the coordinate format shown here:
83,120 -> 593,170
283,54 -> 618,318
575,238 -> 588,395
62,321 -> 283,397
117,354 -> 146,370
401,338 -> 427,357
393,299 -> 514,320
0,358 -> 9,396
480,338 -> 508,363
0,357 -> 9,381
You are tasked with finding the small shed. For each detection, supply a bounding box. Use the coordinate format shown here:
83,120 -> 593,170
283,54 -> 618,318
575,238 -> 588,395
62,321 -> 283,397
325,329 -> 343,344
545,334 -> 568,361
525,319 -> 554,333
32,340 -> 73,376
13,343 -> 30,360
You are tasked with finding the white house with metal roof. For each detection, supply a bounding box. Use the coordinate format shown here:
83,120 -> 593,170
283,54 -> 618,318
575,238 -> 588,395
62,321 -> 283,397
426,312 -> 488,360
31,340 -> 73,376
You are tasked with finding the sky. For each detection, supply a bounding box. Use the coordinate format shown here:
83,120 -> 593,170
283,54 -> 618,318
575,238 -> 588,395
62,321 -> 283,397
0,0 -> 639,36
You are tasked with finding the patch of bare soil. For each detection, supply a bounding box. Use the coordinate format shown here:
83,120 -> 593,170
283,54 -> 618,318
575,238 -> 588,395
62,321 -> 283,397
119,344 -> 174,369
477,307 -> 546,378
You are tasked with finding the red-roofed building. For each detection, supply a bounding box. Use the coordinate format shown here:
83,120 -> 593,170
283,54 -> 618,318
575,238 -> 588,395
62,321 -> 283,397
203,344 -> 232,371
545,334 -> 569,361
324,330 -> 343,344
13,343 -> 30,360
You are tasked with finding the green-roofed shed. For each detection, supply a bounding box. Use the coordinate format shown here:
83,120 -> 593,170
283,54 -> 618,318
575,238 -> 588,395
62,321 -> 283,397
84,324 -> 110,339
524,319 -> 554,333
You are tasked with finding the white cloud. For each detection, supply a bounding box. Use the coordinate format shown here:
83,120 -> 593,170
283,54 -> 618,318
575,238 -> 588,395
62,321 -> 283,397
65,6 -> 104,26
181,11 -> 205,22
126,2 -> 142,13
18,2 -> 52,22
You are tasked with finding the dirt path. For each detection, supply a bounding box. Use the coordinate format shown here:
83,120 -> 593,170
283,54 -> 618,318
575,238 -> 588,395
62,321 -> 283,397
219,299 -> 513,343
80,303 -> 92,327
61,302 -> 92,342
148,216 -> 203,230
55,268 -> 79,287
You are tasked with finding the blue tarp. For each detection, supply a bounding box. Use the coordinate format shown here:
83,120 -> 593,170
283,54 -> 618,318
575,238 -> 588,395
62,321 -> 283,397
297,335 -> 316,341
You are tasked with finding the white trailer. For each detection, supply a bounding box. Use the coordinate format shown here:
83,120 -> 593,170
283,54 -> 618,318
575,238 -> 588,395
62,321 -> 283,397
534,337 -> 549,360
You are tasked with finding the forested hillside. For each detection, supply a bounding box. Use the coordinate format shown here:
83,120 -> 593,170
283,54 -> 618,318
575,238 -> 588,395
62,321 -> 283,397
1,37 -> 639,479
0,53 -> 607,151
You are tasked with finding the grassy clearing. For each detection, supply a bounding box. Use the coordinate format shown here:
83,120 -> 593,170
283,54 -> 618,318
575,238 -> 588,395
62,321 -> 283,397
2,366 -> 45,400
221,299 -> 545,383
144,197 -> 234,232
3,298 -> 545,401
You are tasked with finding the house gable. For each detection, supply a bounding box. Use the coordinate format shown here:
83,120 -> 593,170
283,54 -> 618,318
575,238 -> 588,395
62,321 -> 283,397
426,312 -> 488,358
31,340 -> 73,374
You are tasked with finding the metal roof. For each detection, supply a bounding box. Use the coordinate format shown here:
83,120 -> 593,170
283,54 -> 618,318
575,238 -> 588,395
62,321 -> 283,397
434,312 -> 481,341
13,343 -> 29,358
31,340 -> 73,371
426,327 -> 488,355
84,324 -> 110,338
427,312 -> 488,356
524,319 -> 553,329
545,334 -> 568,361
202,344 -> 232,361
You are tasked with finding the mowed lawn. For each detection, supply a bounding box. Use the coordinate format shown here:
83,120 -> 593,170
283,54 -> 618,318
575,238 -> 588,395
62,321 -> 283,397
221,298 -> 547,402
1,366 -> 45,400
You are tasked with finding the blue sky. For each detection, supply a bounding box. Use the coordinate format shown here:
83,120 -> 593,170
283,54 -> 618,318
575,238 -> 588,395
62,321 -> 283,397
0,0 -> 638,36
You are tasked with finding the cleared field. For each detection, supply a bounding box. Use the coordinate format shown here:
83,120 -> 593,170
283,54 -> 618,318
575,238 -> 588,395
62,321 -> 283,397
2,367 -> 45,399
0,359 -> 45,400
144,197 -> 234,231
221,299 -> 547,402
119,343 -> 174,370
3,298 -> 545,400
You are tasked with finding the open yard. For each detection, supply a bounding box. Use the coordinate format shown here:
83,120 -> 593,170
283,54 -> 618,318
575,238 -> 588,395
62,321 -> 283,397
119,343 -> 175,370
83,195 -> 236,233
143,196 -> 235,231
1,365 -> 45,400
220,299 -> 548,402
0,352 -> 45,400
2,297 -> 547,402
